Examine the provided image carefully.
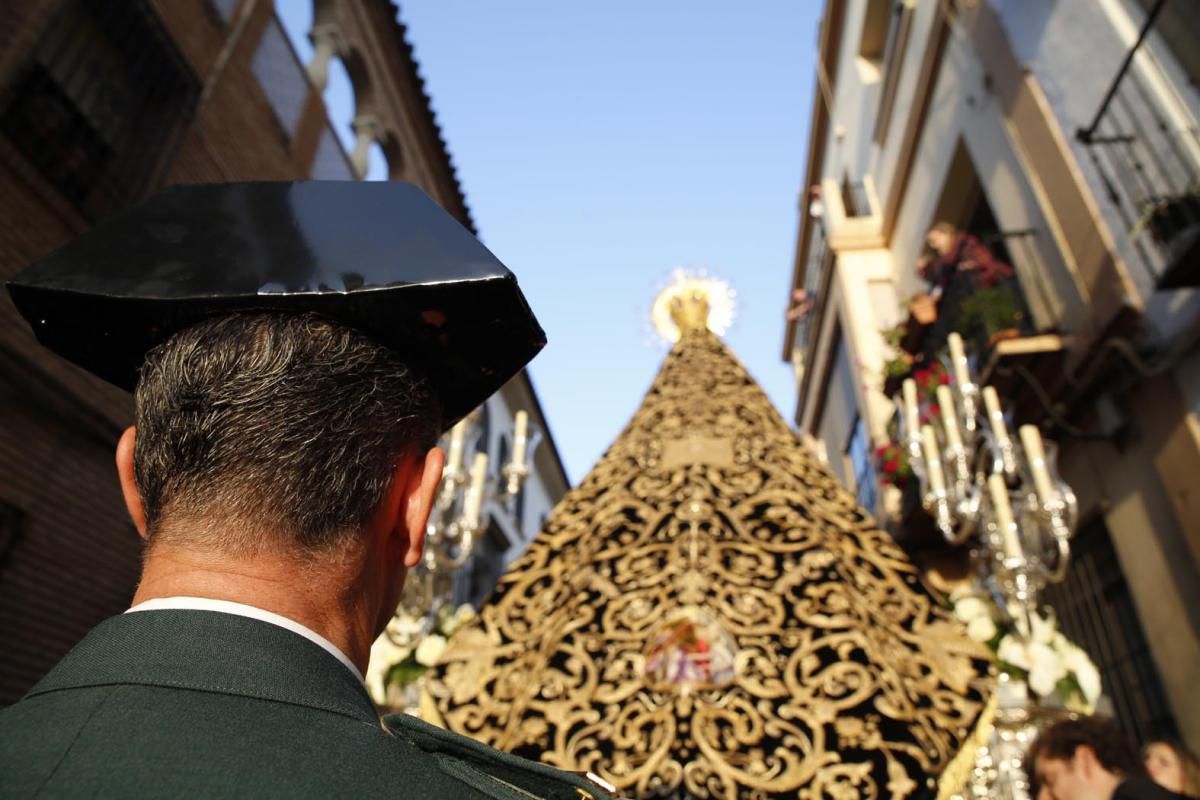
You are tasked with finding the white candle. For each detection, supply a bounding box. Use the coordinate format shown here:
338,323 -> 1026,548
936,385 -> 962,450
462,452 -> 489,527
1019,425 -> 1056,506
445,419 -> 467,475
921,425 -> 946,495
982,386 -> 1010,449
511,410 -> 529,468
903,379 -> 921,440
948,332 -> 971,387
988,473 -> 1022,558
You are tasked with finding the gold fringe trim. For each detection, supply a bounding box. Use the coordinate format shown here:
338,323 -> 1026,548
937,688 -> 999,800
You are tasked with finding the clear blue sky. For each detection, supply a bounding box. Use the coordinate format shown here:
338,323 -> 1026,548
280,2 -> 820,483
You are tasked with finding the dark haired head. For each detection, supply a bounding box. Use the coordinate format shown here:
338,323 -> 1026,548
133,312 -> 442,554
1026,717 -> 1141,795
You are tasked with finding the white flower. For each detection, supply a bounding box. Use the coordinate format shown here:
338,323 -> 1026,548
948,585 -> 974,603
966,615 -> 998,643
366,634 -> 412,705
1027,641 -> 1067,698
953,597 -> 992,623
1030,612 -> 1057,645
415,634 -> 448,667
441,604 -> 476,637
1062,643 -> 1102,706
387,611 -> 429,640
997,634 -> 1031,671
997,635 -> 1067,698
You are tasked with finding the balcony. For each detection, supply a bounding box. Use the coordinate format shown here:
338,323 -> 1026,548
1076,2 -> 1200,289
819,174 -> 885,251
883,228 -> 1053,392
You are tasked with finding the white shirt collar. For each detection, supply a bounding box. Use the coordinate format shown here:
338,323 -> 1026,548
126,596 -> 364,683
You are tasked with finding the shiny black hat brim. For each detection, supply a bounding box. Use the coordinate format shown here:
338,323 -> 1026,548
6,182 -> 546,428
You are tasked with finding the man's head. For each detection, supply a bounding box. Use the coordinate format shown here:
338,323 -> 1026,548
114,312 -> 447,627
1028,717 -> 1142,800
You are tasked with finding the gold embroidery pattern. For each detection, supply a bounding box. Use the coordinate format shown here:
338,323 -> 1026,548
428,330 -> 992,799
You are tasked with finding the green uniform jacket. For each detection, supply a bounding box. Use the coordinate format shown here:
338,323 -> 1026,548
0,610 -> 607,799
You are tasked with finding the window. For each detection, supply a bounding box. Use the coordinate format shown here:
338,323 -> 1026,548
846,416 -> 878,514
474,405 -> 491,455
496,435 -> 509,475
0,0 -> 199,219
872,1 -> 914,145
815,333 -> 860,490
840,174 -> 871,218
1043,517 -> 1180,742
251,16 -> 309,139
208,0 -> 239,23
858,0 -> 892,64
514,480 -> 527,536
1135,0 -> 1200,89
456,521 -> 508,608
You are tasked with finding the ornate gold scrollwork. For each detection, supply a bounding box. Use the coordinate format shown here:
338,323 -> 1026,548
428,330 -> 992,798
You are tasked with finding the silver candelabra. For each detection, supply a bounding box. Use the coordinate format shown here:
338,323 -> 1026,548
389,408 -> 542,646
898,332 -> 1078,632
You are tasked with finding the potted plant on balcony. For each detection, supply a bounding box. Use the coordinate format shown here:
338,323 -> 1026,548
955,284 -> 1025,350
1134,185 -> 1200,247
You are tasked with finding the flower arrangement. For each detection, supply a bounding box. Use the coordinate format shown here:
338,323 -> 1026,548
951,589 -> 1101,713
913,360 -> 951,398
366,603 -> 476,707
875,440 -> 913,489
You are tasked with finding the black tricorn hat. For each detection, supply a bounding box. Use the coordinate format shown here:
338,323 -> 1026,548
6,181 -> 545,428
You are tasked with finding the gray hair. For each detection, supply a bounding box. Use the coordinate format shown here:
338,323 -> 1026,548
133,312 -> 442,553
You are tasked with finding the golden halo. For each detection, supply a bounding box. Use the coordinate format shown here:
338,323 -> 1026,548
650,268 -> 736,344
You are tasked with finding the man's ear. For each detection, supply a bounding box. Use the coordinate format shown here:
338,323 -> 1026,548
396,447 -> 445,568
115,426 -> 148,540
1073,744 -> 1100,777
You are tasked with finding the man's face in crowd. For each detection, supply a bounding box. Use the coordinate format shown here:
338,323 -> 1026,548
1034,747 -> 1116,800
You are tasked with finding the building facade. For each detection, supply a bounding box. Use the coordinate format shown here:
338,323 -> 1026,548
783,0 -> 1199,745
0,0 -> 566,705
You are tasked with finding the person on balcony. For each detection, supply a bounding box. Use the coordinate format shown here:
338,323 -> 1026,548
919,221 -> 1015,295
911,221 -> 1028,357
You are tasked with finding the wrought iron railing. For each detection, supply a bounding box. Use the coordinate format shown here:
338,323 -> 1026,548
1044,515 -> 1180,742
1077,0 -> 1200,287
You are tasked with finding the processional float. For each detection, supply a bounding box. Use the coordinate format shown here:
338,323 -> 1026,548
422,275 -> 998,799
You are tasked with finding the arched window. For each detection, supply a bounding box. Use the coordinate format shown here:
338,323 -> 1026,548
473,404 -> 490,456
496,435 -> 509,475
364,141 -> 388,181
